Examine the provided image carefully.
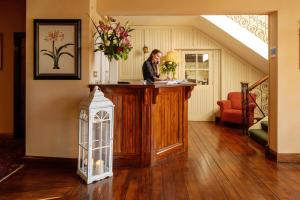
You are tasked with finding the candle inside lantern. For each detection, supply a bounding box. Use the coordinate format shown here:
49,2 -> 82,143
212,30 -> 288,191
94,159 -> 104,174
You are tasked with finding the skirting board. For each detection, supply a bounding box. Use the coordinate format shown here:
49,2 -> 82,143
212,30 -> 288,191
265,147 -> 300,163
277,153 -> 300,163
24,156 -> 77,169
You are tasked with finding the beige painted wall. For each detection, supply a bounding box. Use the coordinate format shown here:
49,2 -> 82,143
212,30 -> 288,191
97,0 -> 300,154
268,12 -> 278,152
90,0 -> 101,84
26,0 -> 92,158
276,4 -> 300,153
24,0 -> 300,158
0,0 -> 25,134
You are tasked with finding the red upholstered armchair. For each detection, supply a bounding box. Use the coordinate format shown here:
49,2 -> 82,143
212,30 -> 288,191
217,92 -> 256,126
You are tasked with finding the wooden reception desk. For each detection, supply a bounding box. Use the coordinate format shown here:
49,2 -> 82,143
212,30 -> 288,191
89,81 -> 195,167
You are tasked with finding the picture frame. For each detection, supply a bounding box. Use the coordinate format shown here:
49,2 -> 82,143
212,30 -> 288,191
34,19 -> 81,80
0,32 -> 3,70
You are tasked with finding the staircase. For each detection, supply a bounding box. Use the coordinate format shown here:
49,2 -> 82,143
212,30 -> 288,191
248,117 -> 268,146
241,76 -> 269,147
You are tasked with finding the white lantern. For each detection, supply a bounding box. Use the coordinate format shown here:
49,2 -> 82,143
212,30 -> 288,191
77,86 -> 114,184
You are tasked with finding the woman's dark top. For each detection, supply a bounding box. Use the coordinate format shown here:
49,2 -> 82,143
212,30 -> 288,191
142,60 -> 160,82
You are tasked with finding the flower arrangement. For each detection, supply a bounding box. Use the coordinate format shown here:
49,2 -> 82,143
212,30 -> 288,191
160,51 -> 179,79
40,30 -> 74,69
91,16 -> 134,62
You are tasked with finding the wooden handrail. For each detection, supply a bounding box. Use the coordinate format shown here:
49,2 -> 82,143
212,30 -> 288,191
249,75 -> 269,91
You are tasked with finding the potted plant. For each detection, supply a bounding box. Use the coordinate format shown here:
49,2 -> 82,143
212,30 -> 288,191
160,51 -> 179,80
91,16 -> 134,61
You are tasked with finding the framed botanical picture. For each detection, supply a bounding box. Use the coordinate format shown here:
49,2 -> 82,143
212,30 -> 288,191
0,32 -> 3,70
34,19 -> 81,80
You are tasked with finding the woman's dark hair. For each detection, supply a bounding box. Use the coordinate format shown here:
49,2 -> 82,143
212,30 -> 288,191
147,49 -> 162,61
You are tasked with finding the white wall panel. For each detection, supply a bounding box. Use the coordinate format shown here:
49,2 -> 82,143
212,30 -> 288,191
147,27 -> 172,54
119,25 -> 266,121
221,49 -> 265,99
189,86 -> 214,121
213,50 -> 221,114
193,29 -> 219,49
172,27 -> 193,49
119,28 -> 145,81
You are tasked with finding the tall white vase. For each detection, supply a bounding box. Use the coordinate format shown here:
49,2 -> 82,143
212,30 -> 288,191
98,52 -> 118,84
98,52 -> 109,84
108,59 -> 118,84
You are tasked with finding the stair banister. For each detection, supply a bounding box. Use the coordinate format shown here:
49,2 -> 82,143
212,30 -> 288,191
241,75 -> 269,134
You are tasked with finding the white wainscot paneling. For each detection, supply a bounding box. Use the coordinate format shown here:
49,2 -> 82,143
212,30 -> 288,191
117,25 -> 266,122
119,28 -> 145,81
221,49 -> 265,99
193,30 -> 219,49
172,27 -> 193,49
147,27 -> 172,54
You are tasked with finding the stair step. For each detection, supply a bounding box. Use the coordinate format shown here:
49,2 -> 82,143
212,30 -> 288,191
261,121 -> 268,132
249,129 -> 268,146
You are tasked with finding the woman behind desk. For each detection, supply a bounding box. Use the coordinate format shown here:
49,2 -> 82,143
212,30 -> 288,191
142,49 -> 162,83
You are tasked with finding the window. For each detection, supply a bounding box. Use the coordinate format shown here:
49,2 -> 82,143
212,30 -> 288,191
184,53 -> 209,85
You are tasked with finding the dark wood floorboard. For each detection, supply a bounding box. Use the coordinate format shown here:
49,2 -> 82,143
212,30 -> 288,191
0,134 -> 24,180
1,122 -> 300,199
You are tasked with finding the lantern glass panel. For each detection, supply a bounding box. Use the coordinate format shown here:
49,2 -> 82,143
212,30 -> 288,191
79,109 -> 88,149
92,111 -> 110,148
101,120 -> 110,146
92,122 -> 101,149
92,149 -> 104,175
103,146 -> 110,173
79,109 -> 89,176
91,110 -> 111,176
91,146 -> 110,175
79,147 -> 88,176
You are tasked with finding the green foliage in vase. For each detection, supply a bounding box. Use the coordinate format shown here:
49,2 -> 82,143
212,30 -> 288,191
160,51 -> 179,78
160,61 -> 177,75
91,16 -> 134,62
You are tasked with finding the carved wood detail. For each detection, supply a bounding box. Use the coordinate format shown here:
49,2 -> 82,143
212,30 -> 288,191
185,86 -> 194,100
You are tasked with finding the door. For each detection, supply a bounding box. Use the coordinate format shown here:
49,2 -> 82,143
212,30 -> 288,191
13,32 -> 26,138
181,51 -> 217,121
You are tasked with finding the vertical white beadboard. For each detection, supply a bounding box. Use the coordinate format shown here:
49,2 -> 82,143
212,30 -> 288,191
221,49 -> 265,99
213,50 -> 221,115
172,27 -> 194,49
189,85 -> 215,121
193,29 -> 220,49
147,27 -> 172,54
119,28 -> 145,81
118,25 -> 266,121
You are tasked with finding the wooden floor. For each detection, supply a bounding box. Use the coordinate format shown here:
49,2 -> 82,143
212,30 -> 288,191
0,134 -> 24,180
1,122 -> 300,199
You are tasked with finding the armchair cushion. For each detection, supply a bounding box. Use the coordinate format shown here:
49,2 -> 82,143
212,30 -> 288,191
222,109 -> 242,124
228,92 -> 242,110
217,100 -> 232,110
